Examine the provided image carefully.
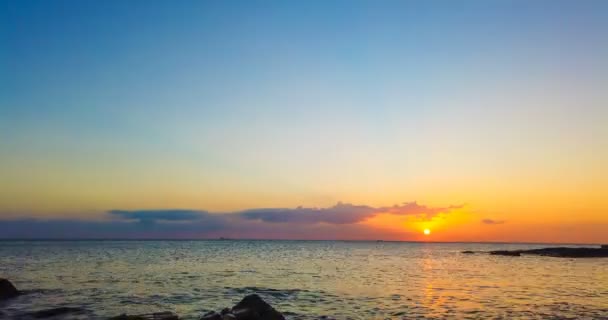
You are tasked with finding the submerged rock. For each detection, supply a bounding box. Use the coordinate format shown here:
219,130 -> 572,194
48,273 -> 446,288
0,278 -> 19,300
461,250 -> 475,254
25,307 -> 88,318
109,311 -> 179,320
490,250 -> 522,257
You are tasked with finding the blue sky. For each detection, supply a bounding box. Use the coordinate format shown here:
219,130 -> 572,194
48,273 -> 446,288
1,0 -> 607,241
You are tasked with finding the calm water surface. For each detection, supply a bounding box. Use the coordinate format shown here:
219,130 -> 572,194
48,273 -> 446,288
0,241 -> 606,319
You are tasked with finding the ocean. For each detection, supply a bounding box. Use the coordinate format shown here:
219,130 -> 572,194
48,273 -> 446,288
0,240 -> 606,319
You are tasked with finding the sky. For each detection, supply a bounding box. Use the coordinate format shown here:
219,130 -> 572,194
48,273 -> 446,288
1,0 -> 607,243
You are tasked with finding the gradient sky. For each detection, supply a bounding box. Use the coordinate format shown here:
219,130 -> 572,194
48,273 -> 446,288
1,0 -> 607,243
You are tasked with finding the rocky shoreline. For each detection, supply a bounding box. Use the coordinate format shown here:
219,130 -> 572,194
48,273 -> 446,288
1,278 -> 287,320
462,245 -> 608,258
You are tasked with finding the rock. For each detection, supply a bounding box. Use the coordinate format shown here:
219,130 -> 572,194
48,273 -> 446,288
490,250 -> 521,256
601,245 -> 608,249
27,307 -> 87,318
201,311 -> 222,320
0,278 -> 19,300
231,308 -> 259,320
461,251 -> 475,254
109,311 -> 179,320
481,247 -> 608,258
200,294 -> 286,320
231,294 -> 285,320
523,247 -> 608,258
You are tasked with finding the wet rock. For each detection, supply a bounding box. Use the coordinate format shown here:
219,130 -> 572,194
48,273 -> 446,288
109,311 -> 179,320
200,311 -> 222,320
231,294 -> 285,320
231,308 -> 258,320
490,250 -> 521,256
461,251 -> 475,254
199,294 -> 285,320
27,307 -> 87,318
0,278 -> 19,300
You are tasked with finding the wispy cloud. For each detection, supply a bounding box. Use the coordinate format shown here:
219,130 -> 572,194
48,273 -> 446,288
481,218 -> 506,225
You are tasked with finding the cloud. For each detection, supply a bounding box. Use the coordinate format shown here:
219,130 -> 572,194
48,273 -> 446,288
378,202 -> 463,216
0,201 -> 461,239
239,202 -> 376,224
240,201 -> 459,224
482,219 -> 506,225
109,209 -> 208,223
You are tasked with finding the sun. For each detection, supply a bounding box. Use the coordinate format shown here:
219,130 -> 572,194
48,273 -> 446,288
423,228 -> 431,235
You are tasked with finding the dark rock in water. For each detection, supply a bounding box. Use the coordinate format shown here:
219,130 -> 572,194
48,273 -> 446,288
461,250 -> 475,254
27,307 -> 87,318
0,278 -> 19,300
601,244 -> 608,249
200,311 -> 222,320
490,250 -> 521,256
231,294 -> 285,320
231,308 -> 255,320
198,294 -> 285,320
521,247 -> 608,258
109,311 -> 179,320
482,247 -> 608,258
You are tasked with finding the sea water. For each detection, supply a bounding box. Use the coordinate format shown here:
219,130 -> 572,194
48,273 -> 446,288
0,240 -> 606,319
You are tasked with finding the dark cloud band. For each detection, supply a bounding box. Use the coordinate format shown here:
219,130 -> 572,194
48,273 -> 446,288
0,202 -> 461,239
